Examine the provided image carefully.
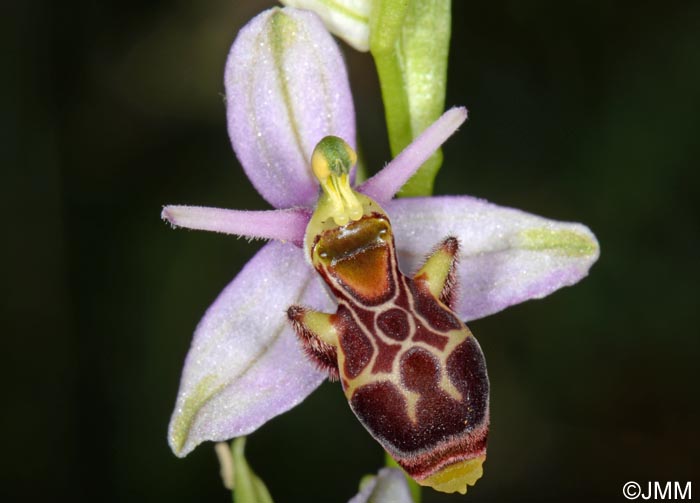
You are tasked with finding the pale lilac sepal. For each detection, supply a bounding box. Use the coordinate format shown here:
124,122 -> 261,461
385,196 -> 600,322
225,7 -> 356,209
168,241 -> 334,457
161,205 -> 310,245
358,107 -> 467,203
348,468 -> 414,503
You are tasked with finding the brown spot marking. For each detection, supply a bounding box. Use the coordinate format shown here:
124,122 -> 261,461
336,306 -> 373,379
377,308 -> 410,341
409,279 -> 461,331
353,305 -> 375,332
351,379 -> 468,454
412,321 -> 449,351
372,338 -> 402,374
350,381 -> 413,448
400,347 -> 440,392
350,336 -> 490,458
446,337 -> 489,427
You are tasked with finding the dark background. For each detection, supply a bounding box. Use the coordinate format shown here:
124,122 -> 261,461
5,1 -> 698,501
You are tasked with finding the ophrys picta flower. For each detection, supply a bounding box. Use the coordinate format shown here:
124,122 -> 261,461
163,6 -> 599,495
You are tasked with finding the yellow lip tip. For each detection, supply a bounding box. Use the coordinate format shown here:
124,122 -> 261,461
418,456 -> 485,494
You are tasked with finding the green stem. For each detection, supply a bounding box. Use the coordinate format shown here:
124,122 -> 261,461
370,0 -> 452,197
370,0 -> 412,156
231,438 -> 274,503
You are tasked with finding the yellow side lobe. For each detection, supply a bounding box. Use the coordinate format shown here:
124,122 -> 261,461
301,309 -> 339,347
413,243 -> 455,300
418,455 -> 485,494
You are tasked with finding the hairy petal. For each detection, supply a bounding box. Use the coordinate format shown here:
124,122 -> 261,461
161,205 -> 310,245
348,468 -> 414,503
226,7 -> 355,209
280,0 -> 371,52
386,196 -> 600,322
358,107 -> 467,203
168,241 -> 334,457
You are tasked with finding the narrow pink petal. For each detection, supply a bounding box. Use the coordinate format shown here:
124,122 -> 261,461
168,241 -> 335,457
385,196 -> 599,322
161,205 -> 310,245
226,7 -> 356,209
348,468 -> 414,503
357,107 -> 467,203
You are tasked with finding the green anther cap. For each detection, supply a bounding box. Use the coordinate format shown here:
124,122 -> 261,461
312,136 -> 358,178
310,136 -> 362,226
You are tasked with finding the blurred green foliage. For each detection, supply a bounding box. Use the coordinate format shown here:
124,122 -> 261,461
4,0 -> 698,501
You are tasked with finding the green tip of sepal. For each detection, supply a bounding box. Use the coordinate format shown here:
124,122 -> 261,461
269,8 -> 298,48
519,227 -> 599,257
169,374 -> 220,457
358,474 -> 377,492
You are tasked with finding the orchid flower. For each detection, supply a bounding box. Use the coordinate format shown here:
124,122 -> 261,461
163,6 -> 599,477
